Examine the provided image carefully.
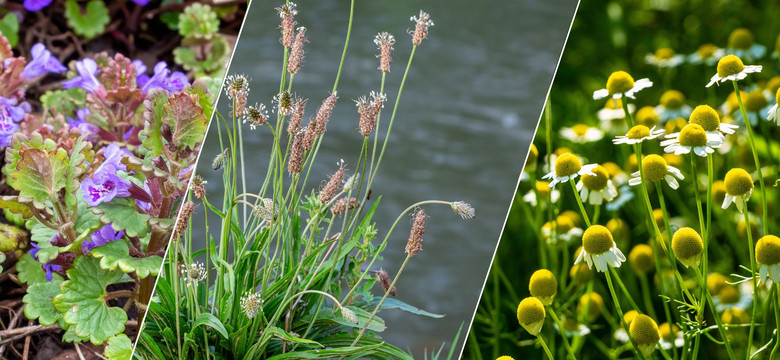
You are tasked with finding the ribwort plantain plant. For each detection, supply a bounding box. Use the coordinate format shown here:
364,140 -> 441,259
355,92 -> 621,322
135,2 -> 471,359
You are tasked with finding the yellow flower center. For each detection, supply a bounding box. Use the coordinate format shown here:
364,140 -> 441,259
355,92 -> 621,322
553,215 -> 575,234
554,153 -> 582,178
578,292 -> 603,319
707,273 -> 729,295
527,144 -> 538,165
517,297 -> 546,325
604,98 -> 625,110
535,181 -> 551,198
602,162 -> 622,179
697,44 -> 717,59
719,285 -> 740,304
663,153 -> 683,168
688,105 -> 720,132
728,28 -> 754,50
756,235 -> 780,266
655,48 -> 675,60
626,154 -> 639,174
665,117 -> 687,133
627,125 -> 651,140
569,263 -> 593,284
624,310 -> 639,326
660,90 -> 685,109
630,315 -> 661,345
672,227 -> 704,260
658,323 -> 679,342
629,244 -> 655,274
555,147 -> 572,156
776,87 -> 780,106
724,168 -> 754,196
496,356 -> 515,360
529,269 -> 558,298
560,210 -> 583,227
678,123 -> 708,147
745,90 -> 768,112
607,218 -> 630,243
717,54 -> 746,78
582,165 -> 609,190
606,71 -> 635,95
642,154 -> 669,182
582,225 -> 614,255
636,106 -> 659,128
571,124 -> 590,136
712,180 -> 727,205
653,209 -> 665,230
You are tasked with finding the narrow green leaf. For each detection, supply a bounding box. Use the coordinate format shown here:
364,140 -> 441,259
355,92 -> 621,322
192,313 -> 229,339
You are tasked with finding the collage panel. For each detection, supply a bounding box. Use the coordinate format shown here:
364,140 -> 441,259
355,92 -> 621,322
465,0 -> 780,359
134,0 -> 577,359
0,1 -> 246,359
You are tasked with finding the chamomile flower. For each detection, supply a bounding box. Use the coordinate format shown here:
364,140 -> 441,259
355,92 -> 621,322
688,104 -> 738,140
542,153 -> 597,188
722,168 -> 754,213
655,90 -> 692,122
756,235 -> 780,286
713,282 -> 753,312
671,227 -> 704,268
555,317 -> 591,337
646,48 -> 685,68
706,54 -> 762,87
628,154 -> 685,190
635,106 -> 660,128
575,225 -> 626,272
688,43 -> 725,65
613,125 -> 665,145
602,162 -> 629,185
726,28 -> 766,61
766,87 -> 780,125
629,244 -> 655,275
577,292 -> 603,322
614,310 -> 639,343
560,124 -> 604,143
658,323 -> 685,350
661,123 -> 723,156
593,71 -> 653,100
631,315 -> 661,357
570,262 -> 594,285
541,215 -> 583,244
522,181 -> 560,206
529,269 -> 557,305
517,297 -> 546,336
576,164 -> 618,205
597,98 -> 634,132
735,90 -> 771,126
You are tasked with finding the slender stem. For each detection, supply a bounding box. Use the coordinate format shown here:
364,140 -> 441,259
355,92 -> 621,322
620,94 -> 634,128
604,270 -> 646,360
742,207 -> 759,359
693,270 -> 737,360
537,335 -> 555,360
771,284 -> 780,359
547,307 -> 576,360
690,155 -> 705,237
569,179 -> 591,227
352,255 -> 412,345
733,80 -> 768,234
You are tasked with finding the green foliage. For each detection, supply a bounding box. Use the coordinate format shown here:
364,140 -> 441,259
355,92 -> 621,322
23,279 -> 64,326
178,3 -> 220,38
40,88 -> 86,117
53,256 -> 127,345
0,13 -> 19,47
17,252 -> 62,285
94,198 -> 151,238
105,334 -> 133,360
173,35 -> 231,78
10,147 -> 69,208
90,240 -> 162,278
64,0 -> 110,38
162,93 -> 209,150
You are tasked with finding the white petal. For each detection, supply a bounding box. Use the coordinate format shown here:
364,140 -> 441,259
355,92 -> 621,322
667,165 -> 684,180
735,196 -> 745,213
628,177 -> 642,187
722,194 -> 734,210
576,180 -> 584,191
665,175 -> 680,190
706,74 -> 721,87
575,248 -> 585,265
593,89 -> 609,100
744,65 -> 763,74
771,265 -> 780,284
590,190 -> 603,205
761,265 -> 769,286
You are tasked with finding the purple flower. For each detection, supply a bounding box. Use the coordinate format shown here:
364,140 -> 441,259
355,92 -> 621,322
95,143 -> 131,173
132,0 -> 149,5
24,0 -> 53,11
141,62 -> 190,93
21,43 -> 66,79
81,224 -> 124,254
29,243 -> 61,281
67,108 -> 99,134
0,97 -> 25,147
62,58 -> 103,94
81,164 -> 132,207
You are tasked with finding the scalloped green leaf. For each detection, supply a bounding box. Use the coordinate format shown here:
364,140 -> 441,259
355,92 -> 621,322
10,147 -> 69,208
162,93 -> 208,150
62,324 -> 90,343
65,136 -> 93,208
139,89 -> 169,157
53,256 -> 126,345
0,13 -> 19,47
178,3 -> 219,37
173,35 -> 230,75
90,240 -> 162,278
74,194 -> 103,234
17,253 -> 63,285
64,0 -> 109,39
93,198 -> 150,238
23,279 -> 64,326
27,220 -> 60,263
40,88 -> 86,117
0,196 -> 32,217
105,334 -> 132,360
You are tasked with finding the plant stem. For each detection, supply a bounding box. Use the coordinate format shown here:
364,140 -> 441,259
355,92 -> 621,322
733,80 -> 768,235
569,179 -> 591,227
547,307 -> 576,360
537,334 -> 555,360
604,269 -> 646,360
742,207 -> 759,359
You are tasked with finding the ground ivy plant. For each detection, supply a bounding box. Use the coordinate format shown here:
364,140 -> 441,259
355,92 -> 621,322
0,30 -> 211,358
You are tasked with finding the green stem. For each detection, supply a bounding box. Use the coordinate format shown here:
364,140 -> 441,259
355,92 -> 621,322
742,207 -> 759,359
538,335 -> 555,360
733,80 -> 768,235
569,179 -> 591,227
547,307 -> 576,360
604,270 -> 646,360
693,270 -> 737,360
